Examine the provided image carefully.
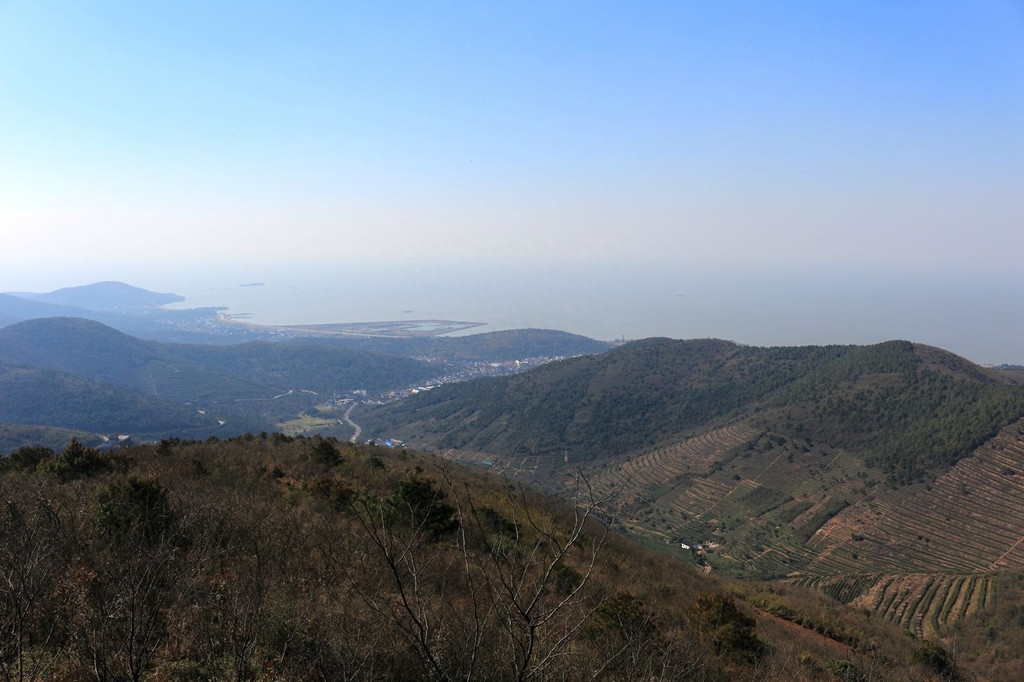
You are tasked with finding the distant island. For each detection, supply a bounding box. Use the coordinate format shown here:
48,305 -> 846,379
4,281 -> 184,311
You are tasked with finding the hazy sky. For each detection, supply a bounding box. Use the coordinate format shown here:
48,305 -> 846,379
2,1 -> 1022,288
2,3 -> 1024,360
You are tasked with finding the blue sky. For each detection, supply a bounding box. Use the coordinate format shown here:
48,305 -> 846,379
4,1 -> 1019,276
1,3 -> 1022,291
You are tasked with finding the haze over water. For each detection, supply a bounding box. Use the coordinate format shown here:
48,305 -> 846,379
162,263 -> 1024,367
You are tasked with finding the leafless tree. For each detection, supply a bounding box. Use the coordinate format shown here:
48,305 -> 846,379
0,486 -> 68,682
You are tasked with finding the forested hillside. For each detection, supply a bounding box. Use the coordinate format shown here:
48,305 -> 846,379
363,339 -> 833,458
362,338 -> 1024,484
0,318 -> 437,398
761,341 -> 1024,484
0,365 -> 247,438
0,318 -> 440,449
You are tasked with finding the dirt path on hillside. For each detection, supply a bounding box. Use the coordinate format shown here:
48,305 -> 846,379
343,402 -> 361,443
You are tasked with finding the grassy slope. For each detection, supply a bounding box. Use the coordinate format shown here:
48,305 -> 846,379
0,435 -> 940,681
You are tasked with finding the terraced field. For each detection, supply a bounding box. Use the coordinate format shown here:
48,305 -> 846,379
584,416 -> 1024,636
804,419 -> 1024,576
869,573 -> 994,639
780,419 -> 1024,634
430,405 -> 1024,638
590,424 -> 758,498
790,573 -> 995,640
615,424 -> 760,485
582,423 -> 877,573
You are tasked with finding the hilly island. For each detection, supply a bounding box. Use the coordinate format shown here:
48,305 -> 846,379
3,284 -> 1024,679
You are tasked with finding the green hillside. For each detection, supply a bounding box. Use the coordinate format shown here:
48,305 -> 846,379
0,423 -> 102,454
362,338 -> 831,458
0,317 -> 265,397
0,318 -> 441,440
363,338 -> 1024,483
0,365 -> 246,439
0,317 -> 436,398
759,340 -> 1024,484
167,340 -> 437,395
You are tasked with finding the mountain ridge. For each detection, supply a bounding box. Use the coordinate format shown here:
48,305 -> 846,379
361,337 -> 1024,484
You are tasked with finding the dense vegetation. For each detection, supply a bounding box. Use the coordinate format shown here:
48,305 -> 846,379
360,337 -> 1024,483
0,318 -> 438,398
0,436 -> 941,681
363,339 -> 844,459
0,365 -> 246,439
764,341 -> 1024,484
364,339 -> 1024,487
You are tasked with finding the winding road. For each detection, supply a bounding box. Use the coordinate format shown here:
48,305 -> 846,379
342,402 -> 362,443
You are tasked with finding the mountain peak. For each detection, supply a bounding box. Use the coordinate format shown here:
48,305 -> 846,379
5,281 -> 184,312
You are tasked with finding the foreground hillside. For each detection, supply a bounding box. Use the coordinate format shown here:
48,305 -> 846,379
0,436 -> 948,680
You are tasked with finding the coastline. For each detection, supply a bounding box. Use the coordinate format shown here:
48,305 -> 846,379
216,311 -> 484,338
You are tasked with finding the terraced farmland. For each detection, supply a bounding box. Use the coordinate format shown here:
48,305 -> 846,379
803,418 -> 1024,575
589,424 -> 758,500
586,416 -> 1024,635
788,572 -> 994,639
584,423 -> 881,575
782,419 -> 1024,634
615,424 -> 760,485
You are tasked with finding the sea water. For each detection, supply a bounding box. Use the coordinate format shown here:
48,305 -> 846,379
155,262 -> 1024,366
